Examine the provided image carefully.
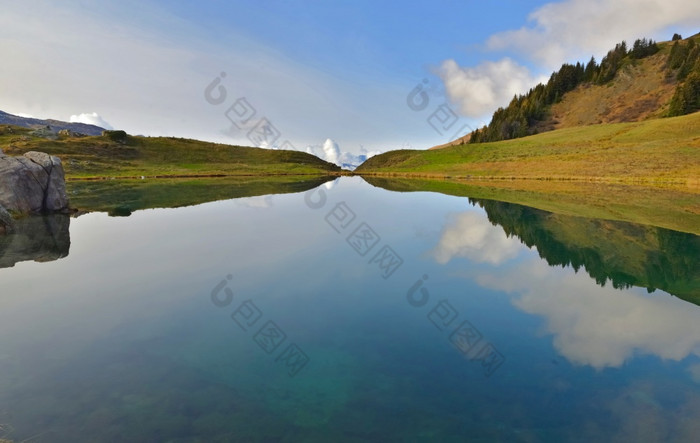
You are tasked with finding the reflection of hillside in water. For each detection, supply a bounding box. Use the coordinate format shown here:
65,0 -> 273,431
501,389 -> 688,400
470,198 -> 700,302
429,199 -> 700,369
0,214 -> 70,269
67,176 -> 337,216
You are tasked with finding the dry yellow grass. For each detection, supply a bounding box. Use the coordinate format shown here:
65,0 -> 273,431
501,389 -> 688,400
358,112 -> 700,189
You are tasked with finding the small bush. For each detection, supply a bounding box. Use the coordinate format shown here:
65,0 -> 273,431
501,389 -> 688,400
108,205 -> 132,217
102,130 -> 128,144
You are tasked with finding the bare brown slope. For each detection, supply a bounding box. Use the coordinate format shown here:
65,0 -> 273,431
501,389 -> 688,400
428,132 -> 471,150
540,50 -> 676,132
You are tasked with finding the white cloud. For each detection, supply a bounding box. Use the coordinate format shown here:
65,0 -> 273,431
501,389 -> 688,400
476,259 -> 700,369
322,138 -> 341,165
323,178 -> 340,190
437,58 -> 546,119
339,149 -> 380,169
306,138 -> 381,170
430,211 -> 525,265
688,363 -> 700,384
69,112 -> 113,129
486,0 -> 700,68
234,195 -> 273,209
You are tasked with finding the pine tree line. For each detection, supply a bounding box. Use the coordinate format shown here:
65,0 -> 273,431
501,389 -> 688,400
668,37 -> 700,116
470,37 -> 660,144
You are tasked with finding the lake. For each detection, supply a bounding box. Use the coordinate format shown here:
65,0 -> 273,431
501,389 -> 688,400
1,176 -> 699,442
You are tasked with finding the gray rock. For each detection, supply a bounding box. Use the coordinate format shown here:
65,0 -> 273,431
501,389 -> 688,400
24,151 -> 53,169
0,151 -> 70,216
0,204 -> 14,234
58,129 -> 86,138
28,125 -> 58,139
46,156 -> 69,211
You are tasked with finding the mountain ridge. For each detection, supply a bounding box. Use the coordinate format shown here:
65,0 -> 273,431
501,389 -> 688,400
0,110 -> 105,136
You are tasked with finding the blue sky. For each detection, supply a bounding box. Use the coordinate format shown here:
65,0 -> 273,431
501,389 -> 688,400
161,0 -> 538,76
2,0 -> 699,162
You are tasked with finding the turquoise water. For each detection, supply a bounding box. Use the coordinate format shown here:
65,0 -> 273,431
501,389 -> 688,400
1,177 -> 699,442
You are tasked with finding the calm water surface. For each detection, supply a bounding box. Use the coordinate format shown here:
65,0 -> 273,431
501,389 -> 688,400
1,177 -> 699,442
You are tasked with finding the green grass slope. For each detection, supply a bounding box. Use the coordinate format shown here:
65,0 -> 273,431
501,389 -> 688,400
0,126 -> 340,178
357,112 -> 700,187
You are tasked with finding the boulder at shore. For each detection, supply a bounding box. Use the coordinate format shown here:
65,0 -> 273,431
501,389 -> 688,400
0,204 -> 14,234
0,150 -> 70,218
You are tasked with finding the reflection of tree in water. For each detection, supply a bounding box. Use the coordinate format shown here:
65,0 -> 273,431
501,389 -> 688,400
470,198 -> 700,300
647,229 -> 699,293
0,214 -> 70,268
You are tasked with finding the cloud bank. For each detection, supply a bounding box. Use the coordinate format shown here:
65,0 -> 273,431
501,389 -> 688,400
487,0 -> 700,67
0,2 -> 419,154
305,138 -> 381,170
69,112 -> 113,130
438,58 -> 545,119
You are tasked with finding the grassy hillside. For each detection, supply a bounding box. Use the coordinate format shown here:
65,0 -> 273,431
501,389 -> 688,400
429,33 -> 699,150
0,126 -> 340,178
357,111 -> 700,186
469,34 -> 700,145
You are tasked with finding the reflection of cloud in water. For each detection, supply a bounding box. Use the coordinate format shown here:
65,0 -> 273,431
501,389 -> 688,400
601,380 -> 700,442
431,212 -> 524,265
477,259 -> 700,369
323,178 -> 340,190
689,363 -> 700,384
234,195 -> 273,209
